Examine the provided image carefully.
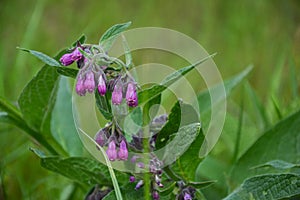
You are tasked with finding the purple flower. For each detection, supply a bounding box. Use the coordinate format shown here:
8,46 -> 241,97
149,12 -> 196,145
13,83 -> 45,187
129,176 -> 135,183
125,82 -> 138,107
94,129 -> 107,147
75,76 -> 86,96
60,53 -> 74,66
106,141 -> 117,161
135,180 -> 144,190
112,82 -> 123,105
71,47 -> 83,60
60,47 -> 83,66
152,191 -> 160,200
118,140 -> 128,160
84,71 -> 95,93
184,193 -> 192,200
97,74 -> 107,96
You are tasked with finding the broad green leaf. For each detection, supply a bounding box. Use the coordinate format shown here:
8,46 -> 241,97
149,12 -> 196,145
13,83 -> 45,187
102,183 -> 144,200
31,148 -> 128,187
156,100 -> 181,149
95,90 -> 112,120
163,123 -> 202,181
139,54 -> 215,104
170,128 -> 204,182
17,47 -> 61,67
231,109 -> 300,185
56,67 -> 78,79
224,173 -> 300,200
99,22 -> 132,51
250,160 -> 300,170
51,77 -> 83,156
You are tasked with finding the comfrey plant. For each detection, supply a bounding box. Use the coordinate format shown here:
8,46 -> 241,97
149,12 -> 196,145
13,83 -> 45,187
5,22 -> 217,200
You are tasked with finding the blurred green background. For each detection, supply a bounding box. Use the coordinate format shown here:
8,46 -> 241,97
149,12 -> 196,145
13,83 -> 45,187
0,0 -> 299,199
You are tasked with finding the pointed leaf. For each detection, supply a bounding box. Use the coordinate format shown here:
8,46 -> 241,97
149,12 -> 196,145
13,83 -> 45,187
139,54 -> 215,104
51,77 -> 83,156
99,22 -> 132,51
231,110 -> 300,184
17,47 -> 61,67
224,173 -> 300,200
31,148 -> 128,187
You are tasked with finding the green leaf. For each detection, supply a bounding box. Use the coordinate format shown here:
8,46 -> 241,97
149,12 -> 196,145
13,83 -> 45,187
31,148 -> 128,187
102,183 -> 144,200
99,22 -> 132,51
156,101 -> 181,149
95,91 -> 113,120
250,160 -> 300,170
139,54 -> 216,104
17,47 -> 61,67
231,110 -> 300,185
224,173 -> 300,200
56,67 -> 78,79
51,77 -> 83,156
163,123 -> 202,181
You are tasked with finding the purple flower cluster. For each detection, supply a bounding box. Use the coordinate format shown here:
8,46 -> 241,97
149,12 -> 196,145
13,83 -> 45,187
59,46 -> 138,107
129,154 -> 164,200
94,124 -> 129,161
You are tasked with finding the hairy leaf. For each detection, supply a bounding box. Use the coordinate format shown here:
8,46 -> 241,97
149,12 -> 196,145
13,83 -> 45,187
99,22 -> 132,51
224,173 -> 300,200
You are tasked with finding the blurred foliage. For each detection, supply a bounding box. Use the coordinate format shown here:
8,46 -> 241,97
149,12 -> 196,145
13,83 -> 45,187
0,0 -> 299,199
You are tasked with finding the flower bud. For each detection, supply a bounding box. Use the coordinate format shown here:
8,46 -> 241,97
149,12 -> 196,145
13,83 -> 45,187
118,140 -> 128,160
129,176 -> 135,183
135,180 -> 144,190
94,128 -> 108,147
152,191 -> 160,200
84,71 -> 95,93
97,74 -> 107,96
75,76 -> 86,96
106,140 -> 117,161
125,82 -> 138,107
71,47 -> 83,60
112,82 -> 123,105
60,53 -> 74,66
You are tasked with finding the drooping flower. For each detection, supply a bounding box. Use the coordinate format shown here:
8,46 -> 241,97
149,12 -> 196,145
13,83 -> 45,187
60,53 -> 74,66
118,140 -> 128,160
84,71 -> 95,93
106,140 -> 117,161
112,82 -> 123,105
125,82 -> 138,107
60,47 -> 83,66
94,128 -> 108,147
75,76 -> 86,96
97,74 -> 107,96
152,191 -> 160,200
